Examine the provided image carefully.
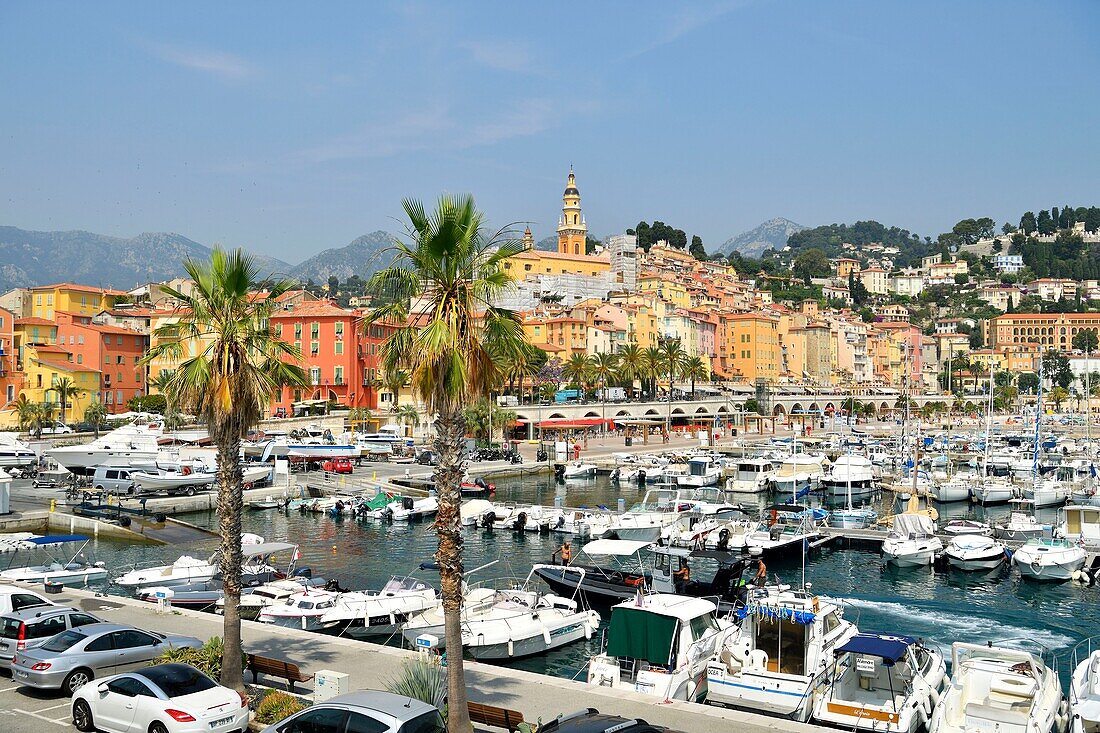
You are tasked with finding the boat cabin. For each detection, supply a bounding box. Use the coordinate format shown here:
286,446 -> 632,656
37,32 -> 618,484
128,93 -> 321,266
821,634 -> 935,725
1061,505 -> 1100,545
735,459 -> 774,482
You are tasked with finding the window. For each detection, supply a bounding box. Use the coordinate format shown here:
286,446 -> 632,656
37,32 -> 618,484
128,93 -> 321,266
335,321 -> 344,337
345,712 -> 390,733
76,354 -> 83,364
311,322 -> 320,339
335,341 -> 343,355
85,634 -> 113,652
311,341 -> 319,356
112,630 -> 157,648
41,630 -> 87,652
117,355 -> 124,364
294,324 -> 303,339
69,613 -> 99,628
334,366 -> 344,384
107,677 -> 155,697
279,707 -> 347,733
11,594 -> 48,611
25,615 -> 67,639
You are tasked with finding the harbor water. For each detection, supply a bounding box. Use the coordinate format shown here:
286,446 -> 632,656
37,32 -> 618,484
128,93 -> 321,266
32,472 -> 1096,684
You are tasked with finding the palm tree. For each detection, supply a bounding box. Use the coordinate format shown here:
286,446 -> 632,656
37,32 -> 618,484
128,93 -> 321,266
617,344 -> 644,398
140,248 -> 307,691
563,353 -> 591,391
382,369 -> 408,409
589,352 -> 619,434
83,402 -> 108,438
50,376 -> 83,426
642,346 -> 663,399
396,403 -> 420,438
14,396 -> 44,436
681,356 -> 708,398
658,339 -> 686,432
366,195 -> 527,732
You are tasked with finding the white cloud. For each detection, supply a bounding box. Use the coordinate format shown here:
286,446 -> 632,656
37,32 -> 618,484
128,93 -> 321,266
142,40 -> 256,81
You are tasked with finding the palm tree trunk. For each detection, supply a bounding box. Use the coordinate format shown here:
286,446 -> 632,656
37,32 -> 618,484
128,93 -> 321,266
214,424 -> 245,692
433,405 -> 470,733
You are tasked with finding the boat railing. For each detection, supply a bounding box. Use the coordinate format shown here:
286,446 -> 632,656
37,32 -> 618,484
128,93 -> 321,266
1068,636 -> 1100,681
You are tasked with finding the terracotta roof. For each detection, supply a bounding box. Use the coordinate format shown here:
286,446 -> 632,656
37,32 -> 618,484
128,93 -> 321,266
271,300 -> 353,318
31,344 -> 70,354
34,358 -> 101,373
512,250 -> 610,264
32,283 -> 127,296
15,317 -> 55,326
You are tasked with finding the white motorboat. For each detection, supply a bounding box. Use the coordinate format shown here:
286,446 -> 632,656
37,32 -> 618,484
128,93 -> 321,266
677,456 -> 722,487
257,587 -> 341,630
829,507 -> 879,529
972,478 -> 1017,505
0,435 -> 37,467
220,577 -> 329,620
354,424 -> 407,447
0,535 -> 107,585
706,586 -> 857,720
944,534 -> 1006,571
1013,537 -> 1086,582
883,513 -> 942,567
932,475 -> 972,503
1069,638 -> 1100,733
604,487 -> 696,542
131,465 -> 217,495
589,593 -> 734,702
1070,486 -> 1100,507
321,576 -> 439,638
115,554 -> 217,589
248,496 -> 282,510
390,496 -> 438,522
942,519 -> 992,536
46,424 -> 162,476
725,458 -> 775,493
814,634 -> 946,733
772,453 -> 828,496
993,512 -> 1049,542
561,461 -> 597,479
928,642 -> 1067,733
1024,479 -> 1070,508
402,580 -> 600,660
286,443 -> 360,460
820,455 -> 877,500
1059,505 -> 1100,547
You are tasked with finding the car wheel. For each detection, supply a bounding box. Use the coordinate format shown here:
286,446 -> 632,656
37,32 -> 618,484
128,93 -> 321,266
72,699 -> 94,732
64,668 -> 93,695
149,722 -> 169,733
186,486 -> 196,497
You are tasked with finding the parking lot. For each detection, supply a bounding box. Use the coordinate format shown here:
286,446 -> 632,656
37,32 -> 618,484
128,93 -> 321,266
0,682 -> 79,732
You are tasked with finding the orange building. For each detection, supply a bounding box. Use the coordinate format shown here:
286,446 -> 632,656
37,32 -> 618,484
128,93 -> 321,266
0,307 -> 17,406
54,313 -> 149,412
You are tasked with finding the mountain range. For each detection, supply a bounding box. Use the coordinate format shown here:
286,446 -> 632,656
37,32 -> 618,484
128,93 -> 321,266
718,217 -> 807,257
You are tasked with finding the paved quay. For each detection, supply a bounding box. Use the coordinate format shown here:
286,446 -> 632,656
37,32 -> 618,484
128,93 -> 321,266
1,580 -> 832,733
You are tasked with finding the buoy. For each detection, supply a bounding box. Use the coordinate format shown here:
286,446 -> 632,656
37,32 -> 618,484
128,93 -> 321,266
332,545 -> 337,553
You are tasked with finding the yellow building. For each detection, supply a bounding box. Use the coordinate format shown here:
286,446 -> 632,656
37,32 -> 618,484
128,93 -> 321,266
146,309 -> 215,388
557,168 -> 587,255
29,283 -> 124,320
503,249 -> 610,281
637,274 -> 690,310
716,313 -> 781,383
20,344 -> 99,422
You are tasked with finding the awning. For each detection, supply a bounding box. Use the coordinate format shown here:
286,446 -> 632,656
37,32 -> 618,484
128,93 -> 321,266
535,418 -> 615,429
835,634 -> 916,664
736,603 -> 815,625
582,539 -> 652,556
606,607 -> 677,667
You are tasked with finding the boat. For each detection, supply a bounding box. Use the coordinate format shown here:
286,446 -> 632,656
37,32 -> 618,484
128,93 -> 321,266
972,478 -> 1018,505
725,458 -> 775,494
706,585 -> 857,720
813,634 -> 946,733
771,453 -> 828,496
1012,537 -> 1087,582
114,533 -> 265,590
1024,479 -> 1070,509
932,475 -> 972,503
321,576 -> 438,638
219,577 -> 331,620
45,424 -> 162,476
944,534 -> 1007,571
390,496 -> 439,521
0,434 -> 37,467
588,593 -> 734,702
942,519 -> 992,536
882,509 -> 943,568
561,461 -> 597,479
677,456 -> 722,487
820,455 -> 877,500
257,587 -> 341,630
248,496 -> 283,510
400,578 -> 599,660
354,424 -> 407,447
286,443 -> 360,461
993,512 -> 1049,542
131,464 -> 217,495
0,535 -> 107,585
1069,637 -> 1100,733
135,541 -> 300,608
1059,505 -> 1100,547
927,642 -> 1068,733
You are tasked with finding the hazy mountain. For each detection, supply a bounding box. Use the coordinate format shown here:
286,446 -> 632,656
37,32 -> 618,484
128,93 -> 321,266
719,217 -> 807,257
535,235 -> 558,251
288,231 -> 395,283
0,227 -> 290,293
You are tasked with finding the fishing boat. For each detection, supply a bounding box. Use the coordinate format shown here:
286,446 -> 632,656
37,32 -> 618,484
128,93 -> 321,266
706,586 -> 857,720
944,534 -> 1007,571
0,535 -> 107,585
1069,637 -> 1100,733
1012,538 -> 1086,582
321,576 -> 439,638
248,496 -> 283,510
993,512 -> 1049,541
588,593 -> 734,702
882,511 -> 943,568
813,634 -> 946,733
401,577 -> 599,660
927,642 -> 1067,733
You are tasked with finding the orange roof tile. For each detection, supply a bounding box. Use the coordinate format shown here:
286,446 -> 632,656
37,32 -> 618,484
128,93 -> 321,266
34,358 -> 101,373
15,317 -> 55,326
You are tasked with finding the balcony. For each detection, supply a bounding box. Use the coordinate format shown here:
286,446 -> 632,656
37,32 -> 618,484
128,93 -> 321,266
334,378 -> 345,386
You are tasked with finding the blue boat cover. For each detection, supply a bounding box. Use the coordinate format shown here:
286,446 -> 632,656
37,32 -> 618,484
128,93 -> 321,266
25,535 -> 89,545
736,603 -> 816,625
835,633 -> 916,664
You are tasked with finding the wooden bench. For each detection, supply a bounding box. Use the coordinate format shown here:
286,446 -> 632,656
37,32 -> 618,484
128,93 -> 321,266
467,701 -> 525,732
246,653 -> 314,693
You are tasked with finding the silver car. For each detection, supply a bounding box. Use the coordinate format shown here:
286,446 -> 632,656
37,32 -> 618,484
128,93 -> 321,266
0,606 -> 102,671
10,622 -> 202,694
260,691 -> 444,733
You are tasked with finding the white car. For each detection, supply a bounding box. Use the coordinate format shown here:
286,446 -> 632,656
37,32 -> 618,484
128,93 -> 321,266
72,663 -> 248,733
40,423 -> 74,434
0,587 -> 54,615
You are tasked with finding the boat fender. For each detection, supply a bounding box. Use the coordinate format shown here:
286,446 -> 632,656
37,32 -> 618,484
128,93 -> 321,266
389,612 -> 396,627
584,620 -> 593,639
119,516 -> 131,528
508,639 -> 514,657
542,626 -> 551,646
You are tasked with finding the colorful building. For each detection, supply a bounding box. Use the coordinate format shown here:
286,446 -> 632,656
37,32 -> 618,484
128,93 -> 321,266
19,344 -> 99,423
557,167 -> 587,255
55,313 -> 148,413
715,312 -> 781,383
29,283 -> 125,321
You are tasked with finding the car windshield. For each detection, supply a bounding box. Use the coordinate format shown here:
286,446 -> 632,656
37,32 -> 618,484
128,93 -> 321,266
142,665 -> 216,697
41,630 -> 86,652
398,711 -> 445,733
0,619 -> 20,639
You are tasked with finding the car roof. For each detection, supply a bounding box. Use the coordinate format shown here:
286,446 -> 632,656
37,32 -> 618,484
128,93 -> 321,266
541,709 -> 675,733
65,622 -> 134,635
0,588 -> 47,597
325,690 -> 438,718
2,605 -> 79,621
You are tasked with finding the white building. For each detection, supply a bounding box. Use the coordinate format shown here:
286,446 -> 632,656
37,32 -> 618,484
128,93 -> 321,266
889,271 -> 925,298
607,233 -> 639,291
993,254 -> 1024,274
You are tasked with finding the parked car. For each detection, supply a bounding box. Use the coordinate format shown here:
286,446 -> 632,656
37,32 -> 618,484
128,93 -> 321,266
415,450 -> 440,466
259,691 -> 443,733
539,709 -> 685,733
0,606 -> 102,671
40,422 -> 75,435
10,622 -> 202,694
323,457 -> 354,474
91,466 -> 136,495
0,587 -> 54,615
71,662 -> 248,733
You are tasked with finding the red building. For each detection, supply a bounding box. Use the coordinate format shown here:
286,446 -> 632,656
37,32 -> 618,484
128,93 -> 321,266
55,313 -> 149,412
0,306 -> 17,407
270,301 -> 388,415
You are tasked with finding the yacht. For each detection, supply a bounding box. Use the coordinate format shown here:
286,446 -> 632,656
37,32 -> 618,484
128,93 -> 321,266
771,454 -> 828,497
706,586 -> 857,720
114,534 -> 268,590
257,587 -> 341,630
320,576 -> 439,638
603,487 -> 696,542
882,513 -> 943,567
588,593 -> 734,702
814,634 -> 946,733
220,577 -> 330,620
928,642 -> 1067,733
972,478 -> 1018,505
1013,538 -> 1087,582
820,455 -> 877,500
944,534 -> 1007,571
0,434 -> 36,467
677,456 -> 721,487
725,458 -> 775,494
45,424 -> 162,476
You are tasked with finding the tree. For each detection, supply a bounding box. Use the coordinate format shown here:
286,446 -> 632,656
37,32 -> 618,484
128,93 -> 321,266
382,369 -> 408,408
954,273 -> 969,286
49,377 -> 83,426
642,346 -> 663,399
365,195 -> 527,732
616,344 -> 645,396
563,353 -> 592,390
1042,349 -> 1074,389
681,356 -> 708,397
83,402 -> 108,438
14,396 -> 44,436
1018,372 -> 1039,394
461,399 -> 516,444
589,352 -> 618,431
848,272 -> 870,306
1037,210 -> 1056,236
395,403 -> 420,438
793,248 -> 831,284
1073,329 -> 1099,354
689,235 -> 706,261
744,398 -> 760,414
141,248 -> 308,691
658,339 -> 686,431
1050,386 -> 1070,410
1020,211 -> 1037,234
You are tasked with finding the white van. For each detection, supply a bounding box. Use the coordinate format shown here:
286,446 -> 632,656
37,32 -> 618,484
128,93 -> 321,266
90,466 -> 135,495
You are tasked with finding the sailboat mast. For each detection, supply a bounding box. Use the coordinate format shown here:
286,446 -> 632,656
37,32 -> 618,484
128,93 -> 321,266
1033,358 -> 1044,489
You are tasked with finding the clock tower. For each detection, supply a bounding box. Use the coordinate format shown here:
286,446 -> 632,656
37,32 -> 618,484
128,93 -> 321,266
557,167 -> 587,255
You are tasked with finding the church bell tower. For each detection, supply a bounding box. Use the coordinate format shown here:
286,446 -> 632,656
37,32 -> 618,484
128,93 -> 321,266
557,167 -> 587,255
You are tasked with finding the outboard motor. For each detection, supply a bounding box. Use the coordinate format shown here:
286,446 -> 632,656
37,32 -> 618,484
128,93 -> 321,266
402,497 -> 415,510
513,512 -> 528,531
536,448 -> 548,462
474,477 -> 487,489
293,567 -> 313,579
554,464 -> 566,480
480,510 -> 497,529
637,470 -> 646,487
716,527 -> 731,551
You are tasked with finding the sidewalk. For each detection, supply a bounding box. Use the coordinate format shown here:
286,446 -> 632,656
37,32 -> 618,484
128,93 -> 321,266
35,583 -> 830,733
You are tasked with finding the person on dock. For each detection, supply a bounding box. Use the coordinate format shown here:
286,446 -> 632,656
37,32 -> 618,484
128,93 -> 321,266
553,541 -> 572,565
752,553 -> 767,587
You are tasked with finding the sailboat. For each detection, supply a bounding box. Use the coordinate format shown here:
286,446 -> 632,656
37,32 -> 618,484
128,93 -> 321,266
828,389 -> 878,529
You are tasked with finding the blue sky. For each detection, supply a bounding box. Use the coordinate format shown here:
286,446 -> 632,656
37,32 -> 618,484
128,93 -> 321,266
1,1 -> 1098,263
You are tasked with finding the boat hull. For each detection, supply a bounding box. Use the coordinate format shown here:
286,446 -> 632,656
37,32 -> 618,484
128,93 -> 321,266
705,668 -> 818,720
946,553 -> 1005,571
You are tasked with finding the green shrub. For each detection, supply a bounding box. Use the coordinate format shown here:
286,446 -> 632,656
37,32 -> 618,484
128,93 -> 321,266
384,658 -> 446,710
152,637 -> 245,681
254,691 -> 307,725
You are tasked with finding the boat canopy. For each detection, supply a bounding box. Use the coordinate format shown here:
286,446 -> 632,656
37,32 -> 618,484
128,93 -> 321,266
582,539 -> 652,556
25,535 -> 90,545
243,542 -> 298,557
835,633 -> 916,665
606,606 -> 677,666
